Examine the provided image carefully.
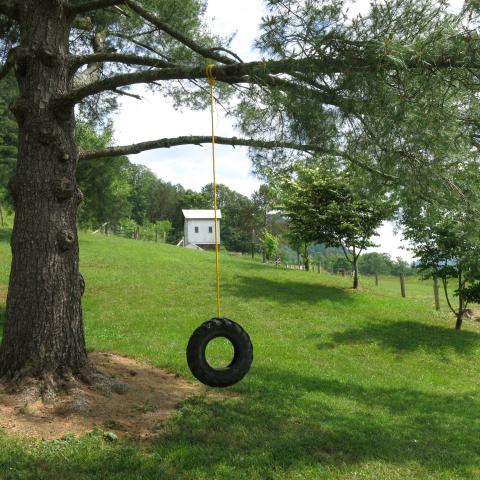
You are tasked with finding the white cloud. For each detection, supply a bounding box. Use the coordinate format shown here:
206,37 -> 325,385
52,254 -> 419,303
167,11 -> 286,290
368,222 -> 414,263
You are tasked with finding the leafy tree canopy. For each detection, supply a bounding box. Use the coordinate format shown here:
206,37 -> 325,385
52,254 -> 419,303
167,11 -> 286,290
402,200 -> 480,329
280,165 -> 392,287
235,0 -> 480,210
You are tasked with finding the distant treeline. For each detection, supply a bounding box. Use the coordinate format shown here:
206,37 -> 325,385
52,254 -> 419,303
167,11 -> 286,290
278,243 -> 415,276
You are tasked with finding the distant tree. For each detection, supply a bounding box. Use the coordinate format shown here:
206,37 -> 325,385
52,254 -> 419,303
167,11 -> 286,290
260,229 -> 279,261
403,209 -> 480,330
333,257 -> 352,275
284,231 -> 302,266
125,164 -> 158,226
358,252 -> 392,275
147,180 -> 180,223
357,252 -> 416,276
281,167 -> 391,288
76,123 -> 131,227
390,257 -> 415,276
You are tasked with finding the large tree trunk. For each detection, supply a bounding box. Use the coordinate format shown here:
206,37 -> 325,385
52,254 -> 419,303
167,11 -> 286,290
0,1 -> 88,392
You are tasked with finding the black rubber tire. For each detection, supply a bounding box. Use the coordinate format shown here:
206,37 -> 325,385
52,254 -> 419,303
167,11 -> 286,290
187,318 -> 253,388
79,273 -> 85,297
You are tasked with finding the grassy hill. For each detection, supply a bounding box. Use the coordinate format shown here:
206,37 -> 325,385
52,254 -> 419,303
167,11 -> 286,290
0,230 -> 480,479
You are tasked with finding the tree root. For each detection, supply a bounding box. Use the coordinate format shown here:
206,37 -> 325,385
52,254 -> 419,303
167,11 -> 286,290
0,361 -> 130,404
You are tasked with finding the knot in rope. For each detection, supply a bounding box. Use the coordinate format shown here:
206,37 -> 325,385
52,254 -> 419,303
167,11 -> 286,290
206,64 -> 216,87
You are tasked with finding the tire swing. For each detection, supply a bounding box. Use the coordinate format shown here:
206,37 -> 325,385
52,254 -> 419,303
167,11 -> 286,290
186,65 -> 253,388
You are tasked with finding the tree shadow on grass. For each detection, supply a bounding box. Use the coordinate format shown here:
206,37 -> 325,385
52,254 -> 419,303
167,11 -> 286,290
146,368 -> 480,478
226,275 -> 354,305
318,320 -> 480,355
1,365 -> 479,478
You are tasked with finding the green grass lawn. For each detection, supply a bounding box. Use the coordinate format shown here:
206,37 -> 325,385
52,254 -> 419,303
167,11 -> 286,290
0,230 -> 480,479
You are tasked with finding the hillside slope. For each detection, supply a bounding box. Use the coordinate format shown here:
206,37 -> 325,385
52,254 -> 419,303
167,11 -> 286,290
0,230 -> 479,479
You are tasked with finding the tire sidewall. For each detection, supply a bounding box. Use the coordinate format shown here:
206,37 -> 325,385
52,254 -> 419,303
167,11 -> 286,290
187,318 -> 253,387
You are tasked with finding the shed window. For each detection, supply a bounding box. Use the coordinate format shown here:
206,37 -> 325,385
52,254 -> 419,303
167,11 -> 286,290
194,226 -> 199,233
209,226 -> 213,233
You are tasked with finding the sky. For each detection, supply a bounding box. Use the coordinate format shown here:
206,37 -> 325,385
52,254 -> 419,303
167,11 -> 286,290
112,0 -> 464,262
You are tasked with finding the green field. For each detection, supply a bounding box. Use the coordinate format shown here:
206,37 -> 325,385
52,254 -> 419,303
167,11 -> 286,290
0,230 -> 479,479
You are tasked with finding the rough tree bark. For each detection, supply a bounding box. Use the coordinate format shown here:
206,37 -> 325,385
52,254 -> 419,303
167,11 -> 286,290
0,1 -> 88,395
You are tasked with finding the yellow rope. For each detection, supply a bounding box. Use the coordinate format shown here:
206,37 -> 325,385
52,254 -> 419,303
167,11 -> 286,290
206,64 -> 221,318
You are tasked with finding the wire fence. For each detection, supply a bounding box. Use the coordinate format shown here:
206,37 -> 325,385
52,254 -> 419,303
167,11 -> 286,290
94,222 -> 170,243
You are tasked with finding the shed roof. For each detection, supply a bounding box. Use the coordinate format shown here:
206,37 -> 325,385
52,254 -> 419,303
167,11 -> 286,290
182,209 -> 222,219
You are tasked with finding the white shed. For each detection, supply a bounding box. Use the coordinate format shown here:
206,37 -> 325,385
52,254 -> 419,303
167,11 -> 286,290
182,209 -> 221,248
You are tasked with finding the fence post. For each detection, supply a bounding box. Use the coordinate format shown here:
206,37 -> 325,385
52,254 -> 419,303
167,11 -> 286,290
433,275 -> 440,311
400,273 -> 406,298
375,273 -> 378,286
251,229 -> 255,260
318,260 -> 321,274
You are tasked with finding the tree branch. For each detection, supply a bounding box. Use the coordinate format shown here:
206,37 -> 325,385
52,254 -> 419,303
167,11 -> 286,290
78,135 -> 315,159
106,31 -> 174,61
441,275 -> 458,316
56,58 -> 338,107
66,0 -> 125,16
70,52 -> 175,71
78,134 -> 398,181
58,47 -> 479,110
124,0 -> 236,65
112,87 -> 141,100
340,243 -> 353,262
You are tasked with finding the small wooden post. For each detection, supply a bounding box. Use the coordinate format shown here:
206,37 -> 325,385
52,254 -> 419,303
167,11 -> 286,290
318,260 -> 321,274
155,228 -> 158,242
375,273 -> 378,286
433,275 -> 440,311
400,273 -> 406,298
341,269 -> 345,277
251,229 -> 255,260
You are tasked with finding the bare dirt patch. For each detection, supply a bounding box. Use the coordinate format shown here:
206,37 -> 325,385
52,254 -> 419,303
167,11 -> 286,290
0,352 -> 205,440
